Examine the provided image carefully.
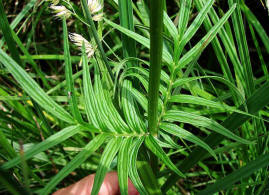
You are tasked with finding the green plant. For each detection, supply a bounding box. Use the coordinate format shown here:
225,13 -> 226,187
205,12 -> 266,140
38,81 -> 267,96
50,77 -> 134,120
0,0 -> 269,194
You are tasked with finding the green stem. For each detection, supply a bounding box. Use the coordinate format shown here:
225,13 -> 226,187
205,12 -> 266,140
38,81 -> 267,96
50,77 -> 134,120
148,0 -> 164,136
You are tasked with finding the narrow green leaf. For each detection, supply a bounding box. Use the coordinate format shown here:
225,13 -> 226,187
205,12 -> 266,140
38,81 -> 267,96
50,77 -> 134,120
0,0 -> 22,65
176,0 -> 214,58
240,4 -> 269,54
82,44 -> 101,128
0,128 -> 17,159
168,94 -> 259,118
228,0 -> 254,97
63,18 -> 83,123
137,148 -> 162,195
175,4 -> 236,73
1,125 -> 98,170
122,80 -> 146,133
0,0 -> 37,47
118,137 -> 133,195
0,49 -> 74,124
129,137 -> 148,195
41,134 -> 109,195
145,135 -> 185,177
91,137 -> 122,195
193,0 -> 234,84
163,11 -> 177,38
105,18 -> 173,64
195,0 -> 245,92
164,110 -> 252,144
160,123 -> 216,159
198,153 -> 269,195
177,0 -> 192,40
118,0 -> 137,67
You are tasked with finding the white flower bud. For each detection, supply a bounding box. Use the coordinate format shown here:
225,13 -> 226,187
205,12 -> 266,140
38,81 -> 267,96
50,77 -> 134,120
50,5 -> 72,19
88,0 -> 103,21
69,33 -> 95,58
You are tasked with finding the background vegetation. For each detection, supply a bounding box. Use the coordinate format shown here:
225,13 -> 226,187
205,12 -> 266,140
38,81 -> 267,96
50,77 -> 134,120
0,0 -> 269,194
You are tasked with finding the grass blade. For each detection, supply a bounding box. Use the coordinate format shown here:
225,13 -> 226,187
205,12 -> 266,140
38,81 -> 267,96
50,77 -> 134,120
198,153 -> 269,195
240,4 -> 269,53
228,0 -> 254,96
0,0 -> 22,65
63,17 -> 83,123
0,48 -> 73,124
1,124 -> 98,170
193,0 -> 234,83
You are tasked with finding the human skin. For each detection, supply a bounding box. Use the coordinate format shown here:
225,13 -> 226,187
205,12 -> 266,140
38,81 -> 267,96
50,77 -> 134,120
53,171 -> 139,195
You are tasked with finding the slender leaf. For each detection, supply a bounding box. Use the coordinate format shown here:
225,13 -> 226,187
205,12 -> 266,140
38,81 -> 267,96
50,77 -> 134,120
118,0 -> 137,67
1,125 -> 99,170
105,18 -> 173,64
175,4 -> 236,73
0,0 -> 22,65
0,49 -> 74,124
164,110 -> 252,144
91,137 -> 122,195
117,137 -> 133,195
129,137 -> 148,195
198,153 -> 269,195
145,135 -> 185,177
160,122 -> 216,159
63,18 -> 83,123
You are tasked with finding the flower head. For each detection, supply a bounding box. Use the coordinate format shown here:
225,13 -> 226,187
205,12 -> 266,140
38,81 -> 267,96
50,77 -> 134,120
88,0 -> 103,21
69,33 -> 94,58
50,5 -> 72,18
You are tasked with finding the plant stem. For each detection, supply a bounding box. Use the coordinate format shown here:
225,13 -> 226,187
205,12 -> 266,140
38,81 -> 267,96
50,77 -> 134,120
148,0 -> 164,136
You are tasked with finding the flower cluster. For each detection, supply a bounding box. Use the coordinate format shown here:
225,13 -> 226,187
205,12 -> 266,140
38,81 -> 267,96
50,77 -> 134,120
69,33 -> 95,58
50,5 -> 72,18
48,0 -> 104,58
88,0 -> 103,21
